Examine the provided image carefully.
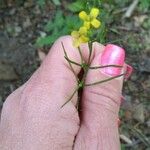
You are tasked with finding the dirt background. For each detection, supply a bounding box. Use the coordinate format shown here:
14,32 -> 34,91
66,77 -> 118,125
0,1 -> 150,149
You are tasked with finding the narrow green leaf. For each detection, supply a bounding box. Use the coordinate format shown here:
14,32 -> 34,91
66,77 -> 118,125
67,1 -> 85,12
52,0 -> 61,6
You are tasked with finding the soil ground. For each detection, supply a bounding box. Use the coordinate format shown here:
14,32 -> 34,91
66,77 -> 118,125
0,1 -> 150,149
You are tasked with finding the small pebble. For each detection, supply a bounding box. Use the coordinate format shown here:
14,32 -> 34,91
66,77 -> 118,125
23,18 -> 32,28
9,8 -> 16,15
147,120 -> 150,127
15,26 -> 22,33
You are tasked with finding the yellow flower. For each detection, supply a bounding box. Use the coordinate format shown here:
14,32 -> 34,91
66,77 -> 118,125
71,26 -> 89,47
79,8 -> 101,29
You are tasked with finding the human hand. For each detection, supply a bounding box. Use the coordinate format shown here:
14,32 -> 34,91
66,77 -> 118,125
0,36 -> 132,150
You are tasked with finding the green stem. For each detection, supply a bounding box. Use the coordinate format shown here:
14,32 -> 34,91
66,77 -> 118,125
61,86 -> 79,108
88,41 -> 93,64
89,65 -> 122,69
64,56 -> 81,67
85,74 -> 125,86
78,47 -> 84,64
61,42 -> 79,82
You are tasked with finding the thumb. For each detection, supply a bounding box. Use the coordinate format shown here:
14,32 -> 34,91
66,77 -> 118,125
74,44 -> 126,150
0,36 -> 84,150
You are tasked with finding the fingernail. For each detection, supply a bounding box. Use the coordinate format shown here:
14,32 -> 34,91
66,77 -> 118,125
101,44 -> 125,76
124,64 -> 133,80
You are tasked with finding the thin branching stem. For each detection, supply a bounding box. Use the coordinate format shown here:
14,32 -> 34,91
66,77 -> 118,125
88,41 -> 93,64
61,87 -> 79,108
89,65 -> 122,69
85,73 -> 125,86
64,56 -> 81,66
78,47 -> 84,64
61,42 -> 79,82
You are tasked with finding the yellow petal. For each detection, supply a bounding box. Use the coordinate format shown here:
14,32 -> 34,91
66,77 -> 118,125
90,8 -> 99,18
91,19 -> 101,28
73,39 -> 80,47
79,11 -> 88,21
79,26 -> 88,34
71,31 -> 79,38
84,21 -> 91,29
80,35 -> 89,43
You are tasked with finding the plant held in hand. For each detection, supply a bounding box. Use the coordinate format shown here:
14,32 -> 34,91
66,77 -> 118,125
61,7 -> 124,108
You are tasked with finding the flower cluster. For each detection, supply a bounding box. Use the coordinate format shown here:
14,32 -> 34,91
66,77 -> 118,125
71,8 -> 101,47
